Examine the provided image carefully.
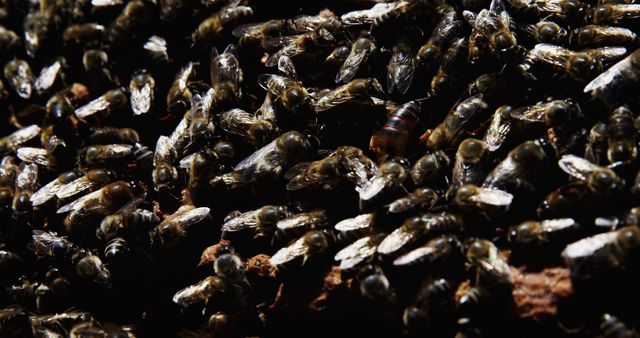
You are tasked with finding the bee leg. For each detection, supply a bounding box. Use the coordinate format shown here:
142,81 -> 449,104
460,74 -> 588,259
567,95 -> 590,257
418,129 -> 433,144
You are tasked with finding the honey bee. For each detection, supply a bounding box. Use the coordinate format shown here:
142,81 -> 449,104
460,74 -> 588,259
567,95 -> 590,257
356,264 -> 396,304
384,187 -> 439,215
55,168 -> 117,201
129,70 -> 155,116
505,0 -> 584,22
150,206 -> 211,249
465,238 -> 512,285
393,234 -> 463,268
232,19 -> 285,45
518,20 -> 569,45
213,131 -> 310,188
509,99 -> 583,129
75,254 -> 111,285
144,35 -> 170,63
482,105 -> 513,152
0,125 -> 41,154
29,171 -> 79,207
465,0 -> 518,63
12,163 -> 38,220
57,181 -> 134,236
370,101 -> 421,163
172,275 -> 226,311
167,62 -> 194,114
35,58 -> 65,96
358,158 -> 409,209
263,29 -> 334,67
74,88 -> 128,119
258,58 -> 309,112
411,150 -> 451,186
4,59 -> 34,99
97,197 -> 145,241
592,4 -> 640,25
607,106 -> 636,164
334,233 -> 386,272
0,156 -> 18,210
417,10 -> 463,72
269,229 -> 332,267
403,278 -> 455,334
522,44 -> 627,82
220,108 -> 276,146
453,184 -> 514,212
153,136 -> 178,194
377,212 -> 464,257
83,49 -> 115,93
16,147 -> 52,167
571,25 -> 637,49
557,154 -> 623,195
88,127 -> 140,145
63,23 -> 105,47
276,210 -> 329,240
483,139 -> 550,191
186,89 -> 215,149
22,4 -> 57,58
340,1 -> 411,26
431,37 -> 468,94
106,0 -> 149,47
451,139 -> 489,188
423,94 -> 489,150
508,218 -> 579,248
313,78 -> 384,112
29,230 -> 79,260
80,144 -> 134,167
222,205 -> 291,240
334,212 -> 376,243
211,44 -> 242,105
584,122 -> 609,165
336,36 -> 376,84
191,4 -> 253,46
584,49 -> 640,107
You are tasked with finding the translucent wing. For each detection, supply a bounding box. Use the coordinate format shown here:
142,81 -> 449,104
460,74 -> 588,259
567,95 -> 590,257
56,175 -> 100,199
220,109 -> 254,136
16,163 -> 38,191
387,50 -> 415,95
468,187 -> 513,206
277,56 -> 298,80
358,174 -> 392,201
91,0 -> 123,6
584,50 -> 639,93
269,236 -> 308,265
393,246 -> 436,266
75,94 -> 110,118
163,207 -> 210,229
562,231 -> 617,259
221,209 -> 260,232
144,35 -> 169,61
336,44 -> 373,83
334,236 -> 377,270
131,82 -> 152,115
178,152 -> 197,169
483,108 -> 512,152
377,225 -> 417,255
154,136 -> 177,165
17,147 -> 50,166
541,218 -> 578,232
341,2 -> 409,25
177,62 -> 194,94
31,177 -> 66,206
57,188 -> 102,214
335,213 -> 374,231
509,104 -> 547,123
526,43 -> 571,68
233,139 -> 278,177
558,154 -> 602,181
30,230 -> 74,257
276,211 -> 326,230
35,60 -> 61,93
172,276 -> 217,307
5,125 -> 40,150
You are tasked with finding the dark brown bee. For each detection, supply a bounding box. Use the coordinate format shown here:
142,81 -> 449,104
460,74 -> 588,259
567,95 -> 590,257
263,29 -> 334,67
167,62 -> 194,114
509,99 -> 582,129
403,279 -> 456,334
211,44 -> 242,105
370,101 -> 421,163
55,168 -> 117,201
80,144 -> 134,168
558,154 -> 623,195
356,265 -> 396,304
592,4 -> 640,25
150,206 -> 211,249
12,163 -> 38,220
584,49 -> 640,107
88,127 -> 140,145
29,230 -> 78,260
522,44 -> 627,82
334,233 -> 386,272
385,187 -> 439,215
483,105 -> 513,152
35,57 -> 66,96
505,0 -> 584,22
393,235 -> 463,268
423,94 -> 489,150
222,205 -> 291,241
607,106 -> 637,164
0,125 -> 41,154
232,19 -> 285,46
340,1 -> 413,26
584,122 -> 608,165
63,23 -> 105,47
411,150 -> 451,186
4,59 -> 34,99
269,229 -> 333,268
259,60 -> 309,112
30,170 -> 80,207
313,78 -> 384,112
508,218 -> 579,248
519,20 -> 569,45
75,253 -> 111,285
465,238 -> 512,285
191,4 -> 253,46
22,4 -> 56,58
186,90 -> 215,149
465,0 -> 518,63
103,237 -> 128,264
386,36 -> 417,95
82,49 -> 115,93
129,70 -> 155,116
358,158 -> 409,209
417,9 -> 463,71
453,184 -> 513,213
106,0 -> 149,47
483,139 -> 550,191
153,136 -> 178,194
431,37 -> 468,95
220,108 -> 276,146
571,25 -> 637,48
0,156 -> 18,210
74,88 -> 128,120
451,139 -> 489,188
172,275 -> 226,312
337,36 -> 376,84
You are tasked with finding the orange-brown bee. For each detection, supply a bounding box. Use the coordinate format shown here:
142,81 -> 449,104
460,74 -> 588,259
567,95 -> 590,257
370,101 -> 421,162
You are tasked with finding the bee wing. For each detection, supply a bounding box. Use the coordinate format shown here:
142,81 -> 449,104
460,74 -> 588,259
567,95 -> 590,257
16,147 -> 50,166
377,225 -> 417,255
358,174 -> 392,201
30,230 -> 70,257
176,62 -> 194,93
284,161 -> 311,180
541,218 -> 579,232
269,236 -> 308,265
336,45 -> 372,84
584,51 -> 638,93
483,108 -> 512,152
468,187 -> 513,206
387,50 -> 416,95
386,195 -> 420,214
233,139 -> 278,174
220,109 -> 254,136
16,163 -> 38,191
178,152 -> 198,169
335,213 -> 374,232
232,22 -> 264,38
144,36 -> 169,61
6,125 -> 40,150
35,60 -> 61,93
561,231 -> 617,260
341,2 -> 408,24
558,154 -> 603,181
221,209 -> 260,232
57,188 -> 102,214
393,246 -> 436,266
154,136 -> 177,165
313,84 -> 363,112
89,144 -> 133,161
172,276 -> 216,307
164,207 -> 211,229
31,177 -> 67,206
335,236 -> 377,269
262,35 -> 300,52
75,94 -> 110,118
593,46 -> 628,64
130,82 -> 152,116
169,116 -> 190,153
110,197 -> 143,218
526,43 -> 571,69
91,0 -> 123,6
345,156 -> 378,188
56,175 -> 99,199
509,104 -> 546,123
277,56 -> 298,80
277,211 -> 326,230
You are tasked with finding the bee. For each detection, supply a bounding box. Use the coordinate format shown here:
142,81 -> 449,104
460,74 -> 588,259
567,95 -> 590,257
82,49 -> 115,93
453,184 -> 514,212
57,181 -> 134,236
417,9 -> 463,71
377,212 -> 464,257
150,206 -> 211,249
75,254 -> 111,285
55,168 -> 117,201
276,210 -> 329,240
22,4 -> 56,58
522,44 -> 627,82
509,99 -> 583,129
98,198 -> 158,240
63,23 -> 105,47
358,158 -> 409,209
167,62 -> 194,114
562,226 -> 640,279
334,212 -> 376,243
213,131 -> 310,188
220,108 -> 276,146
191,4 -> 253,46
106,0 -> 149,47
370,101 -> 421,163
356,265 -> 396,303
423,94 -> 489,150
88,127 -> 140,145
334,233 -> 386,272
129,70 -> 155,116
465,0 -> 517,63
186,90 -> 215,149
269,229 -> 332,267
153,136 -> 178,194
508,218 -> 579,248
571,25 -> 637,49
0,306 -> 32,337
403,279 -> 456,334
584,49 -> 640,107
285,146 -> 378,191
144,35 -> 170,63
12,163 -> 38,220
384,187 -> 439,215
313,78 -> 384,112
16,147 -> 53,167
4,59 -> 34,99
607,106 -> 636,164
35,58 -> 65,96
232,19 -> 285,45
505,0 -> 584,22
0,125 -> 41,154
29,230 -> 79,260
451,139 -> 489,188
559,154 -> 623,194
222,205 -> 291,240
80,144 -> 134,167
0,26 -> 20,55
596,314 -> 638,338
431,37 -> 468,94
259,58 -> 309,112
393,235 -> 463,268
172,275 -> 226,311
592,4 -> 640,25
518,20 -> 569,45
0,156 -> 18,209
483,139 -> 550,191
482,105 -> 513,152
74,88 -> 128,120
186,150 -> 222,206
336,36 -> 376,84
340,1 -> 411,26
210,44 -> 242,105
411,150 -> 451,186
584,123 -> 608,165
263,29 -> 334,67
465,238 -> 512,285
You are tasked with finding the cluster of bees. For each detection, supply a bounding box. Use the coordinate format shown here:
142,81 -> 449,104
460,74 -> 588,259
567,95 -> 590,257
0,0 -> 639,336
